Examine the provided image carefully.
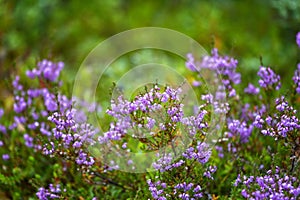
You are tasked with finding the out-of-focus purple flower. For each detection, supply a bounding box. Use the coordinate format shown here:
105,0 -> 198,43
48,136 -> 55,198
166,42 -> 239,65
185,53 -> 198,72
2,154 -> 9,160
12,76 -> 23,91
213,101 -> 230,114
215,146 -> 224,158
257,66 -> 281,90
244,83 -> 260,95
192,80 -> 201,87
296,32 -> 300,48
0,108 -> 4,119
0,124 -> 5,133
186,49 -> 240,99
27,60 -> 64,82
200,48 -> 240,84
201,94 -> 213,104
292,63 -> 300,94
13,96 -> 27,113
24,133 -> 34,148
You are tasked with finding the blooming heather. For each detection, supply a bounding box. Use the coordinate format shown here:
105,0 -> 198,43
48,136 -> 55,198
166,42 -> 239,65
234,167 -> 300,199
254,96 -> 300,138
98,85 -> 185,144
226,119 -> 253,143
26,59 -> 64,82
152,153 -> 185,172
186,48 -> 241,97
36,184 -> 63,200
257,66 -> 281,90
182,142 -> 211,164
244,83 -> 260,95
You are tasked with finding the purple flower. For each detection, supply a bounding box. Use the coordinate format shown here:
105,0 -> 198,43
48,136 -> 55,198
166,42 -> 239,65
203,165 -> 217,179
182,142 -> 211,164
147,179 -> 168,199
13,96 -> 27,113
36,184 -> 62,200
296,32 -> 300,48
12,76 -> 23,91
185,53 -> 198,71
2,154 -> 9,160
244,83 -> 260,94
24,133 -> 34,148
152,153 -> 185,172
292,63 -> 300,94
227,119 -> 253,143
234,167 -> 300,199
173,181 -> 203,199
255,96 -> 300,138
257,66 -> 281,90
186,49 -> 241,99
0,108 -> 4,118
27,60 -> 64,82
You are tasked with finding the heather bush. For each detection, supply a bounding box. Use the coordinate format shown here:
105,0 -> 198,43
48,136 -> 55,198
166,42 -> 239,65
0,32 -> 300,200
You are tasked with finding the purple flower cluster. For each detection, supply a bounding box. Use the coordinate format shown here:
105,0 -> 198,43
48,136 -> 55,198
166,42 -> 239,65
182,142 -> 211,164
254,96 -> 300,138
99,85 -> 184,143
174,182 -> 203,199
234,167 -> 300,199
152,153 -> 185,172
0,109 -> 5,134
186,48 -> 241,97
203,165 -> 217,180
26,59 -> 64,82
4,59 -> 100,174
292,63 -> 300,94
98,84 -> 207,146
201,92 -> 230,114
36,183 -> 64,200
244,83 -> 260,95
147,179 -> 204,200
147,179 -> 169,200
257,66 -> 281,90
45,108 -> 97,167
226,118 -> 253,143
181,108 -> 208,136
9,66 -> 71,151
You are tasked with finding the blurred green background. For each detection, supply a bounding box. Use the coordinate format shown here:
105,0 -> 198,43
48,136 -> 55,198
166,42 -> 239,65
1,0 -> 300,99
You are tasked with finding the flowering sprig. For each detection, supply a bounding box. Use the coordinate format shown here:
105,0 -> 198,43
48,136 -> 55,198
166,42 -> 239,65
36,183 -> 64,200
257,66 -> 281,91
253,96 -> 300,139
186,48 -> 241,97
233,167 -> 300,199
26,59 -> 64,82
